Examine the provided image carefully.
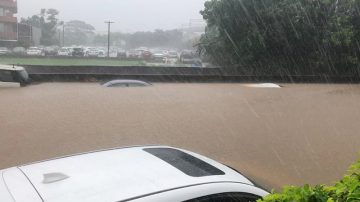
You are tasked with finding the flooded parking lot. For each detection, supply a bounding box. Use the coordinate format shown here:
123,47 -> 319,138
0,83 -> 360,190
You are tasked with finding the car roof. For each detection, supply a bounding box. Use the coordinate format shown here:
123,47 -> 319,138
104,80 -> 151,86
15,146 -> 253,202
0,65 -> 25,71
28,47 -> 43,50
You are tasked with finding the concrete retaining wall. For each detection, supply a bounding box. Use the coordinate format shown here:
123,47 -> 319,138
24,65 -> 360,83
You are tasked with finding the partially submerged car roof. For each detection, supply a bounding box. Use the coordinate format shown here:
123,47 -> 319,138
103,80 -> 152,87
3,146 -> 254,202
0,64 -> 25,71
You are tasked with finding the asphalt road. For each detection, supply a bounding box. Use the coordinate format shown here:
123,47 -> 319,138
0,83 -> 360,190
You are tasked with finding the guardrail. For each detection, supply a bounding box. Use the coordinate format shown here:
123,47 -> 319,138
23,65 -> 360,83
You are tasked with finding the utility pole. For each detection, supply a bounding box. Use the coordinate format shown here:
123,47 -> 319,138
105,21 -> 115,58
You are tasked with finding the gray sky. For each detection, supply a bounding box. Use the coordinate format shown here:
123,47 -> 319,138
18,0 -> 207,33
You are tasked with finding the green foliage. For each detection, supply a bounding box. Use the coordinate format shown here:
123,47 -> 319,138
259,158 -> 360,202
198,0 -> 360,75
64,20 -> 95,46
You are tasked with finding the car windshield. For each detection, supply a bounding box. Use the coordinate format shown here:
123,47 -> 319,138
1,0 -> 360,200
19,69 -> 28,79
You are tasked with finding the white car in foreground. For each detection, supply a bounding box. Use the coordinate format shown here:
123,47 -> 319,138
0,146 -> 268,202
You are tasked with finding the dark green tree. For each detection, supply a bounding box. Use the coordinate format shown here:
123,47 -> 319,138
198,0 -> 360,75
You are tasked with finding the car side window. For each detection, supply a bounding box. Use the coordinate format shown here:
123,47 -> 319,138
184,192 -> 261,202
0,70 -> 14,82
110,83 -> 128,87
128,83 -> 145,87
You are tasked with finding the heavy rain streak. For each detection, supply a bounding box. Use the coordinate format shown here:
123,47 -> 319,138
0,0 -> 360,198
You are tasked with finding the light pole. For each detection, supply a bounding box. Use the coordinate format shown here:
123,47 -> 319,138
58,32 -> 61,46
105,21 -> 115,58
62,23 -> 65,47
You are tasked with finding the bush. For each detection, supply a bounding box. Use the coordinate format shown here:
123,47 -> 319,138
259,158 -> 360,202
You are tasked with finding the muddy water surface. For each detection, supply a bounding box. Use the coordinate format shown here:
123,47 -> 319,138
1,83 -> 360,190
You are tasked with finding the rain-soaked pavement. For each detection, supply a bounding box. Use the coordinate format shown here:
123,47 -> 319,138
0,83 -> 360,190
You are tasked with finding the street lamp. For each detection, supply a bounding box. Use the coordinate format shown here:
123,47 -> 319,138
62,22 -> 65,47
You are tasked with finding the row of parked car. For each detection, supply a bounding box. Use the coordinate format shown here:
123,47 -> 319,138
0,46 -> 126,58
0,46 -> 123,58
0,46 -> 202,64
132,48 -> 202,65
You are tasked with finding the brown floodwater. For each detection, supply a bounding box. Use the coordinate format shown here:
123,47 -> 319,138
1,83 -> 360,190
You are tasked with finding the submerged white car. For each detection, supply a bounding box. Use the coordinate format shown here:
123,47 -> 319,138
0,65 -> 30,87
102,80 -> 152,87
0,146 -> 268,202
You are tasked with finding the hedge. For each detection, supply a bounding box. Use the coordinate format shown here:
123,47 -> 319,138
259,158 -> 360,202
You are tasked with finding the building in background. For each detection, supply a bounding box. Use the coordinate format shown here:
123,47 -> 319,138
18,23 -> 41,47
0,0 -> 41,47
0,0 -> 17,46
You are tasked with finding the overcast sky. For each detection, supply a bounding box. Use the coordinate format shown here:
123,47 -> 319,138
17,0 -> 207,33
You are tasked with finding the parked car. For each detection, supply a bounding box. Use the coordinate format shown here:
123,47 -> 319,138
117,49 -> 127,58
102,80 -> 152,87
167,51 -> 178,58
0,47 -> 10,55
12,47 -> 26,56
0,146 -> 268,202
165,51 -> 179,64
127,50 -> 139,59
0,65 -> 30,87
26,47 -> 45,56
152,51 -> 166,63
133,48 -> 152,60
141,50 -> 152,60
98,49 -> 106,58
180,50 -> 202,66
66,47 -> 74,56
72,47 -> 85,57
109,49 -> 118,58
44,46 -> 59,56
57,48 -> 71,57
85,47 -> 99,57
